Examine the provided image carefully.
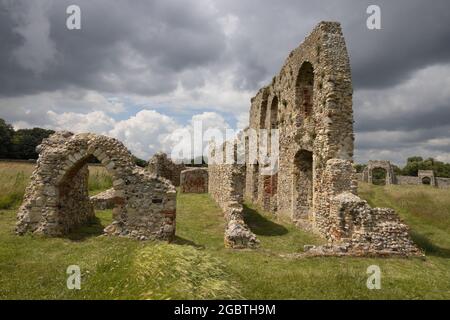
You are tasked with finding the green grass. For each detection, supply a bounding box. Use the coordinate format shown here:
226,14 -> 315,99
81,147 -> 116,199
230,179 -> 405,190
0,163 -> 33,209
359,183 -> 450,258
0,162 -> 112,208
88,166 -> 113,195
0,163 -> 449,299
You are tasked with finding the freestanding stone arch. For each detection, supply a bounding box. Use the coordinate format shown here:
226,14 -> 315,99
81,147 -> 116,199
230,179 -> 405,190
17,131 -> 176,241
362,160 -> 396,185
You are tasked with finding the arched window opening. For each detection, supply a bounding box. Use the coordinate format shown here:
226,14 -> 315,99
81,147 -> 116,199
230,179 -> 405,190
260,100 -> 268,129
270,96 -> 279,129
295,62 -> 314,120
292,150 -> 313,220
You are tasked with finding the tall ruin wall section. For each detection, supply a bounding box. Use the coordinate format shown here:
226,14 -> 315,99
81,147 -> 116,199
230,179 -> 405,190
238,21 -> 421,256
245,22 -> 354,227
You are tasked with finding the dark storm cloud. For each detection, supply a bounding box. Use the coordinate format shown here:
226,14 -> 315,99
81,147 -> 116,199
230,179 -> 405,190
355,103 -> 450,132
0,0 -> 449,164
0,0 -> 227,97
1,0 -> 450,96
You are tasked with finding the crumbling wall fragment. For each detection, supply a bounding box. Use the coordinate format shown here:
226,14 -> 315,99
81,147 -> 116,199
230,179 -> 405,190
180,168 -> 208,193
147,152 -> 185,187
208,142 -> 259,249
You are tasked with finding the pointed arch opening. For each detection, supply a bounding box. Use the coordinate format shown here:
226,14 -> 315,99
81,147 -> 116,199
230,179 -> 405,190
295,62 -> 314,120
292,150 -> 313,220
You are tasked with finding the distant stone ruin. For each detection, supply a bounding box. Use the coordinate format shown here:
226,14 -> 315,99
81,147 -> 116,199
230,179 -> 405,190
180,168 -> 209,193
360,160 -> 450,189
17,132 -> 176,241
208,21 -> 421,256
147,152 -> 186,187
362,160 -> 396,185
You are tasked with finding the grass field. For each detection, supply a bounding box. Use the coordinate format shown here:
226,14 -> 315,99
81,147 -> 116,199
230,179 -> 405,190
0,162 -> 449,299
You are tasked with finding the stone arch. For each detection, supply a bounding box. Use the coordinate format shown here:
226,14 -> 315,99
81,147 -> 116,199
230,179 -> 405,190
295,61 -> 314,119
17,132 -> 176,241
363,160 -> 395,185
292,149 -> 313,221
422,176 -> 431,185
259,99 -> 268,129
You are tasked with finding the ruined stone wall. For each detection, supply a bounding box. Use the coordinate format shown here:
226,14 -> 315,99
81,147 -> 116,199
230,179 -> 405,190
396,175 -> 419,185
245,22 -> 354,227
239,21 -> 421,256
314,159 -> 420,256
17,132 -> 176,241
393,174 -> 450,189
180,168 -> 208,193
436,177 -> 450,189
147,152 -> 186,187
208,142 -> 259,249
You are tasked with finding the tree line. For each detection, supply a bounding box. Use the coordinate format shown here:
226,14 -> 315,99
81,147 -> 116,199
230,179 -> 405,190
0,118 -> 54,160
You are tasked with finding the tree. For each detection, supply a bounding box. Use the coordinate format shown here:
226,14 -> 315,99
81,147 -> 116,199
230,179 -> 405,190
401,156 -> 450,178
0,118 -> 14,158
11,128 -> 55,159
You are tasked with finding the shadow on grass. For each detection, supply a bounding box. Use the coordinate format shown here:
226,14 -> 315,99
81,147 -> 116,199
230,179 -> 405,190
172,236 -> 205,249
243,204 -> 288,236
66,217 -> 105,241
410,230 -> 450,258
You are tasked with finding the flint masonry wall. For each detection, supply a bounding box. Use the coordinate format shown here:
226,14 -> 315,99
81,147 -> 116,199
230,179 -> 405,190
240,21 -> 421,256
317,159 -> 420,256
245,21 -> 354,228
436,177 -> 450,189
17,132 -> 176,241
180,168 -> 208,193
147,152 -> 186,187
208,142 -> 259,249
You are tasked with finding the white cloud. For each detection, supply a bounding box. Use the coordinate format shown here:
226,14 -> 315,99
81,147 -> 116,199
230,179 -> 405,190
108,110 -> 180,159
47,110 -> 116,134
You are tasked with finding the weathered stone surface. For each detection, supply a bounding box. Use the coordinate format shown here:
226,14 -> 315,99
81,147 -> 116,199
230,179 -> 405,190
180,168 -> 208,193
208,141 -> 259,249
210,21 -> 421,256
17,132 -> 176,241
244,21 -> 355,228
362,160 -> 396,185
146,152 -> 185,187
90,188 -> 115,210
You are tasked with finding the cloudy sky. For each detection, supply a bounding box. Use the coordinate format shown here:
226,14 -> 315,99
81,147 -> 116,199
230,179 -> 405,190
0,0 -> 449,165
